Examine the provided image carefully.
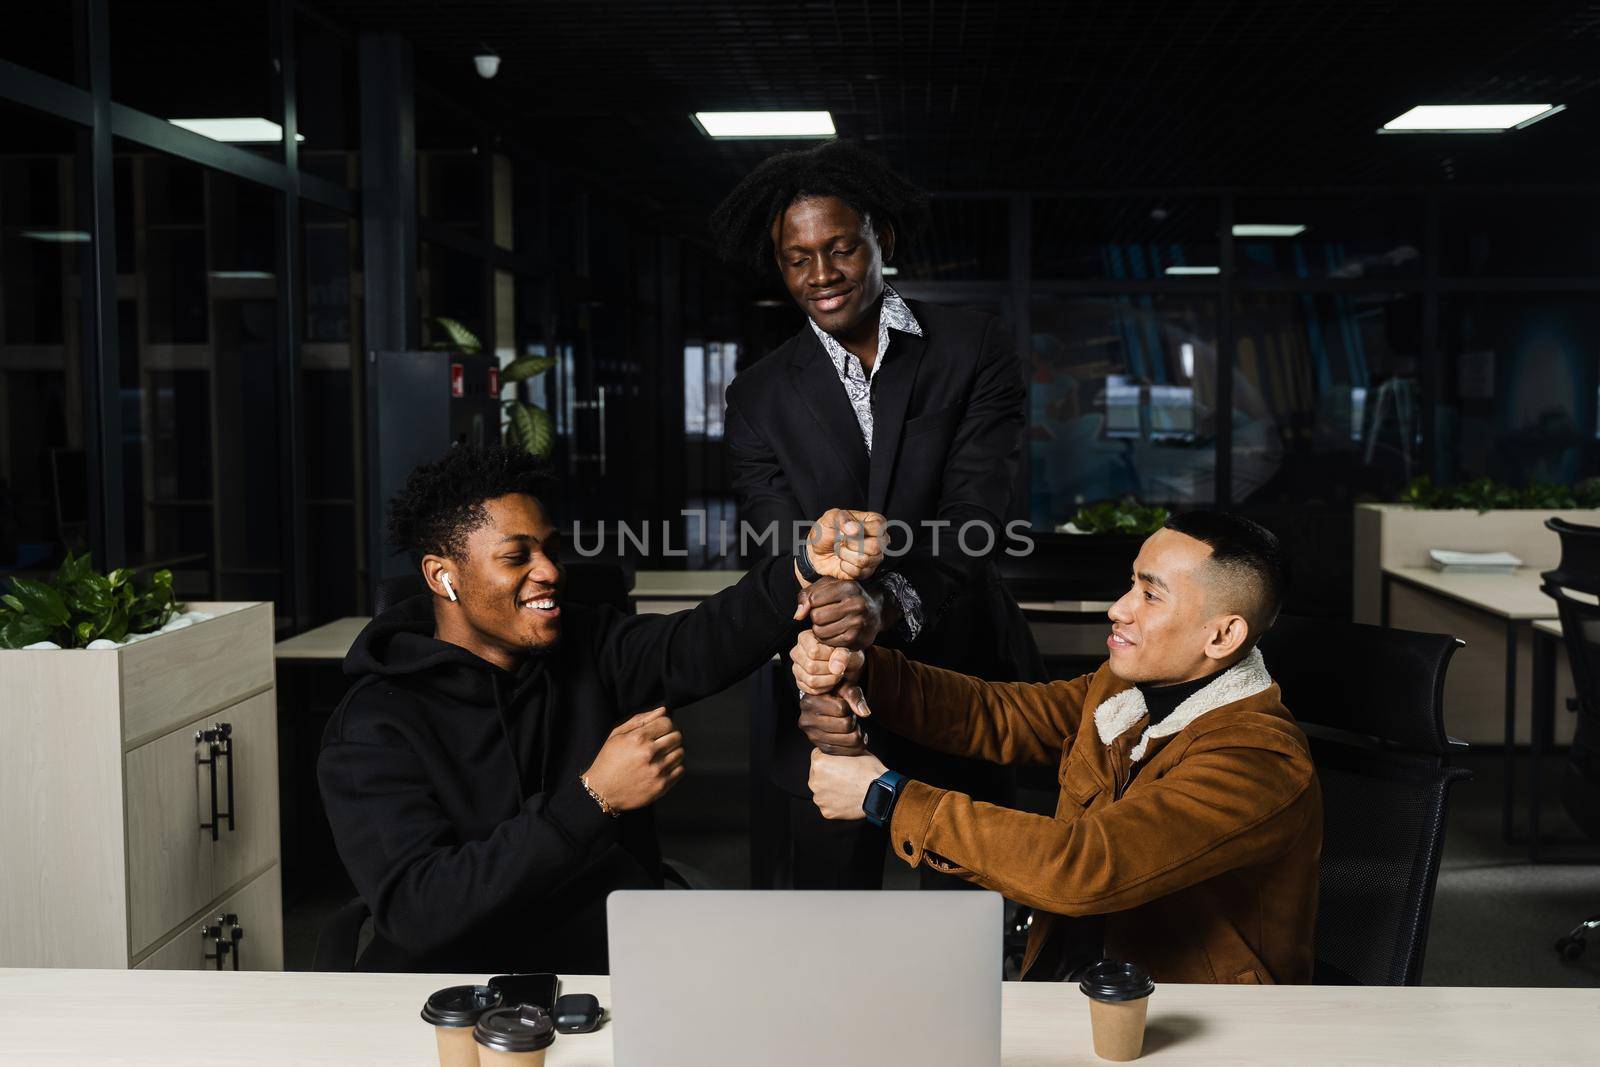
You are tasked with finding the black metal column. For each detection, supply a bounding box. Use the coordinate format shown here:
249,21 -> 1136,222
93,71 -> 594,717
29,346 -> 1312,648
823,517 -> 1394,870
358,31 -> 417,605
83,0 -> 124,568
1216,193 -> 1235,508
276,0 -> 309,630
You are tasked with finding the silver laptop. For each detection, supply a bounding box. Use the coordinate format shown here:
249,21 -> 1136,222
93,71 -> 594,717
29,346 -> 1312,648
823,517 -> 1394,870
607,890 -> 1002,1067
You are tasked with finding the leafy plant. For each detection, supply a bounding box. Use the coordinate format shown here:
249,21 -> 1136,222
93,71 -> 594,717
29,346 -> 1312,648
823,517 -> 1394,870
428,316 -> 556,458
0,553 -> 180,650
1397,475 -> 1600,512
1066,500 -> 1171,536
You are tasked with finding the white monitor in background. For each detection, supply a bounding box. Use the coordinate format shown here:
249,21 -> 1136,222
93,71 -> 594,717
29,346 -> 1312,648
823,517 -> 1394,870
607,890 -> 1003,1067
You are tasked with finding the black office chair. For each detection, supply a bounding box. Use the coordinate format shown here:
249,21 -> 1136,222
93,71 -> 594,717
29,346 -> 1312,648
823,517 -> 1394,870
1258,615 -> 1471,985
312,897 -> 371,971
316,560 -> 637,970
1539,518 -> 1600,959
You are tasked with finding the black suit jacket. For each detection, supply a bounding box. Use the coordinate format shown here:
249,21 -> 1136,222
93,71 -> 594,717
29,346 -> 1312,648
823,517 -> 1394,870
727,299 -> 1044,788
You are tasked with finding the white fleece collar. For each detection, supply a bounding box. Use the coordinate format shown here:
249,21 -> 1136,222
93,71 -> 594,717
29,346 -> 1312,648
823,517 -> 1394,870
1093,648 -> 1274,762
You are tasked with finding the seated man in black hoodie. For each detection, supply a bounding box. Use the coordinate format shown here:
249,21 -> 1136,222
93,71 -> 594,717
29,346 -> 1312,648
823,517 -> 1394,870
319,444 -> 882,973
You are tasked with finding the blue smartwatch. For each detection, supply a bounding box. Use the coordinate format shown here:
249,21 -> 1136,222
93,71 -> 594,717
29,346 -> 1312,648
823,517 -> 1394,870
862,769 -> 907,828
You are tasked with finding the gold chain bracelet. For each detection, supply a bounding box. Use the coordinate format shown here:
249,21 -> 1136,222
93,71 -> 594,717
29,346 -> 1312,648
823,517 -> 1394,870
580,774 -> 620,818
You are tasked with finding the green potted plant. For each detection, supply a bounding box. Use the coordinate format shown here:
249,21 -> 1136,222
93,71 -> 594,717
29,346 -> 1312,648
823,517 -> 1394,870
1058,501 -> 1171,537
0,552 -> 189,649
429,316 -> 557,457
1001,500 -> 1170,603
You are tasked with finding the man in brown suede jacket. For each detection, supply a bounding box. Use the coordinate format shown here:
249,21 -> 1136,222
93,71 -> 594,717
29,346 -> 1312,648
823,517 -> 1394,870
794,511 -> 1321,984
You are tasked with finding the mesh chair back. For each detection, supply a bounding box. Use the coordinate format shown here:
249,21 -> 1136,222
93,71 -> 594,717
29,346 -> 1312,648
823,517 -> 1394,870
1541,518 -> 1600,839
1258,616 -> 1469,985
373,574 -> 425,615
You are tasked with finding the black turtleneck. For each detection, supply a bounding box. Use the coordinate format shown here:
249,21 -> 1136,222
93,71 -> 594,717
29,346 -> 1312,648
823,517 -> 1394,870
1136,670 -> 1220,729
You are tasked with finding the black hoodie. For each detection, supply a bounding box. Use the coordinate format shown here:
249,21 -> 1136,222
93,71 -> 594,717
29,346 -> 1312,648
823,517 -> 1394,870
318,557 -> 802,973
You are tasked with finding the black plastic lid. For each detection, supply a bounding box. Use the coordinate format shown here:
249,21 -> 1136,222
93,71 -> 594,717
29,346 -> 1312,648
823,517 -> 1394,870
474,1005 -> 557,1053
420,984 -> 503,1027
1078,959 -> 1155,1003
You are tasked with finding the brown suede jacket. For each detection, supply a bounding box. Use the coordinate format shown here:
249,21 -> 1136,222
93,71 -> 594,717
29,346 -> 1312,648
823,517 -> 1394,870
863,645 -> 1322,984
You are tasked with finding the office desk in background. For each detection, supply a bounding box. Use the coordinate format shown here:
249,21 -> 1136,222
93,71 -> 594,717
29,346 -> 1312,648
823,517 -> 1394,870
1380,565 -> 1558,848
0,968 -> 1591,1066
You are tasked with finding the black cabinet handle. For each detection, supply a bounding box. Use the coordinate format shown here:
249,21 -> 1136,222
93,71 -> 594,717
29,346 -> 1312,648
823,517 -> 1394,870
202,913 -> 244,971
195,723 -> 235,839
218,723 -> 235,833
196,730 -> 220,841
202,921 -> 231,970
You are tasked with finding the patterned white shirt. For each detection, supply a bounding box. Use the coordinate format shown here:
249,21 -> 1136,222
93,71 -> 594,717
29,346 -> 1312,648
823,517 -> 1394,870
806,285 -> 925,639
807,285 -> 924,455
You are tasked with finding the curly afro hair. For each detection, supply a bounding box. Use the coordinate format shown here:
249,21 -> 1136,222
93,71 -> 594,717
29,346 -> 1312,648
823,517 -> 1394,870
708,139 -> 930,277
387,444 -> 556,564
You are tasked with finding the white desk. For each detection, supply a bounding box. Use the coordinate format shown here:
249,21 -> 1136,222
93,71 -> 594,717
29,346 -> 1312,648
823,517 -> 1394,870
1381,566 -> 1555,621
0,969 -> 1591,1065
274,616 -> 369,662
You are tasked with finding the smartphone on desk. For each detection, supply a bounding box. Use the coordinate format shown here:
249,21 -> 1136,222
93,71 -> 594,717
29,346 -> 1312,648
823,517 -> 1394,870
488,972 -> 560,1011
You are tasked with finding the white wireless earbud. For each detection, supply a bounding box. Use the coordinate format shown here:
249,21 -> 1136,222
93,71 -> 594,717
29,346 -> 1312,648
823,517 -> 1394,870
441,574 -> 459,602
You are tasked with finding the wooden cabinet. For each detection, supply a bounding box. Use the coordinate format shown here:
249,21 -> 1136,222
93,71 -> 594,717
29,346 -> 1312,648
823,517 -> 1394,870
135,868 -> 283,972
0,603 -> 283,970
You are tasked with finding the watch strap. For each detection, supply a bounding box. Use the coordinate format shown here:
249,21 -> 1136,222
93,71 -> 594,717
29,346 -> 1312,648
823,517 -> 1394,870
864,769 -> 907,828
793,539 -> 822,583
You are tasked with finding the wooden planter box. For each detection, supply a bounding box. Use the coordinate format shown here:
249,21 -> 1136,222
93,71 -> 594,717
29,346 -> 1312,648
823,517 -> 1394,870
0,602 -> 282,971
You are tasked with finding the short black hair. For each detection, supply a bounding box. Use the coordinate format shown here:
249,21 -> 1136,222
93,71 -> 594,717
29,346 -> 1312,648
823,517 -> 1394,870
708,139 -> 930,276
387,444 -> 556,565
1163,511 -> 1288,645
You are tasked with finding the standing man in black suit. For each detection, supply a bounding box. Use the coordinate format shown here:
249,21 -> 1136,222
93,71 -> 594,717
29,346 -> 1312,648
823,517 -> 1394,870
711,140 -> 1044,888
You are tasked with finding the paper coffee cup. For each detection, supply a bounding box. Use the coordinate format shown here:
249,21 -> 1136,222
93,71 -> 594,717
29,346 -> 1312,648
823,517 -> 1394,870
475,1004 -> 557,1067
421,984 -> 504,1067
1078,959 -> 1156,1062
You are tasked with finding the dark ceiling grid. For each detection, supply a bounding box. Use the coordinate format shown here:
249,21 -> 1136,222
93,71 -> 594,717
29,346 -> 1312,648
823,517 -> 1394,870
307,0 -> 1599,218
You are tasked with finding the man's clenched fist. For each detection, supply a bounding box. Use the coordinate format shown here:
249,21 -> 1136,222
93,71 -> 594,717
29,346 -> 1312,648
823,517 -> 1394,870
794,577 -> 884,650
809,748 -> 888,820
798,691 -> 869,756
801,509 -> 886,582
581,707 -> 685,812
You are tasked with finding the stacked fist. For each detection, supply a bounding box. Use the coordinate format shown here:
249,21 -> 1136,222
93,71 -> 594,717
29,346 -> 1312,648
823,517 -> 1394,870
792,509 -> 893,819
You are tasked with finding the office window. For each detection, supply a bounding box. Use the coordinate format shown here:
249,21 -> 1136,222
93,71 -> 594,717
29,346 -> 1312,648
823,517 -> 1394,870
1233,293 -> 1422,505
295,11 -> 359,191
419,241 -> 486,350
1440,195 -> 1600,278
493,155 -> 515,251
300,200 -> 363,621
110,1 -> 282,162
684,341 -> 738,440
0,101 -> 90,577
1034,197 -> 1221,280
895,198 -> 1009,281
114,141 -> 286,614
417,90 -> 483,238
2,1 -> 86,86
1029,295 -> 1216,524
1437,295 -> 1600,485
1234,196 -> 1421,281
